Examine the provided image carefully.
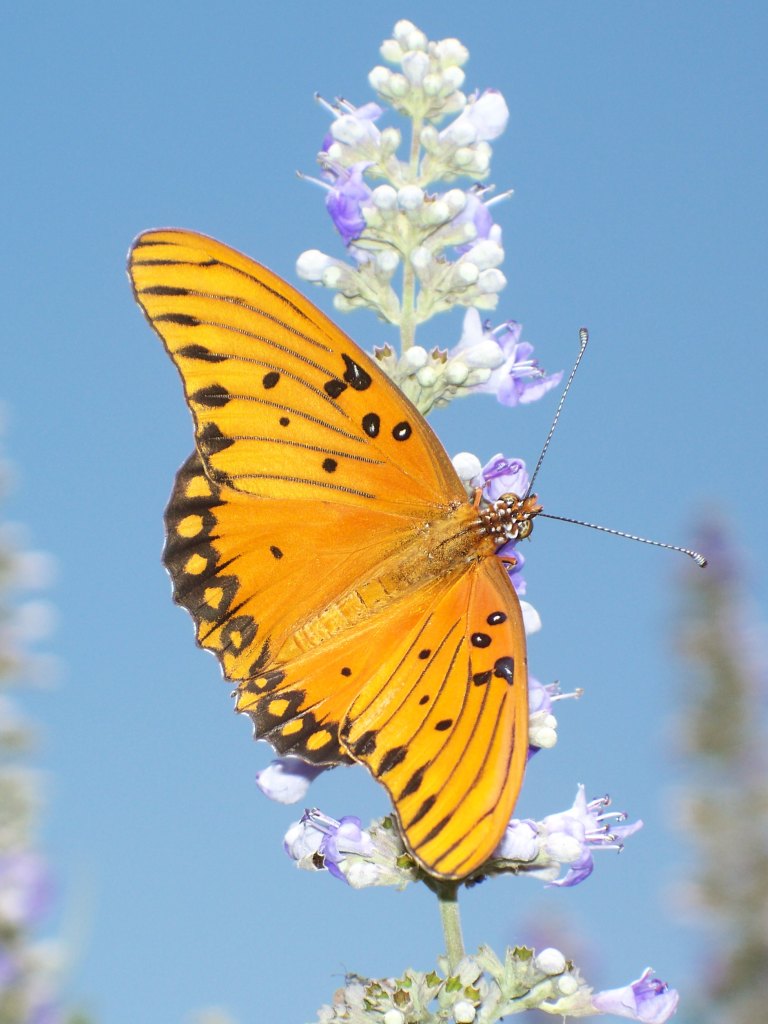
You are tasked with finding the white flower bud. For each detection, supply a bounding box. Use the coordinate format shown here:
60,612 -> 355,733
383,1010 -> 405,1024
557,974 -> 579,996
410,248 -> 432,273
535,948 -> 567,976
368,66 -> 391,92
445,361 -> 469,385
471,144 -> 491,175
402,50 -> 429,86
463,239 -> 504,270
403,346 -> 428,370
388,73 -> 409,97
422,73 -> 441,96
434,39 -> 469,67
456,263 -> 479,285
372,185 -> 398,211
324,141 -> 343,162
442,66 -> 466,90
529,713 -> 558,749
452,451 -> 482,482
379,40 -> 403,63
453,1000 -> 476,1023
454,146 -> 474,167
444,189 -> 467,214
419,124 -> 439,149
520,600 -> 542,635
375,250 -> 400,275
416,366 -> 437,387
322,265 -> 343,289
380,126 -> 401,151
394,19 -> 417,41
398,23 -> 427,52
296,249 -> 335,282
425,199 -> 450,225
477,268 -> 507,294
398,185 -> 425,211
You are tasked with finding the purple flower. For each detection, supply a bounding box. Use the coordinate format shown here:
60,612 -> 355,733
321,100 -> 383,153
320,816 -> 375,882
324,162 -> 372,245
494,819 -> 538,862
439,89 -> 509,145
453,191 -> 498,255
489,322 -> 563,406
592,968 -> 679,1023
480,454 -> 529,503
256,756 -> 326,804
541,785 -> 643,888
284,810 -> 374,884
451,310 -> 562,407
0,852 -> 52,927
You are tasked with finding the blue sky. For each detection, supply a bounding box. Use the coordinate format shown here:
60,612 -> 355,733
2,3 -> 766,1022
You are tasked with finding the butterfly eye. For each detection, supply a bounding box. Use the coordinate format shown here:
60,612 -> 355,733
518,520 -> 533,540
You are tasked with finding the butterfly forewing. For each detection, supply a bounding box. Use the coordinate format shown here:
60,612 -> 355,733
129,229 -> 464,512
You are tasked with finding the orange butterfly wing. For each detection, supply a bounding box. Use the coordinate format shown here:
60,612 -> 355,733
129,228 -> 530,878
342,556 -> 528,878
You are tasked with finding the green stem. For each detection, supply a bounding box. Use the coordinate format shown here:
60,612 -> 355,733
399,114 -> 424,352
437,883 -> 465,972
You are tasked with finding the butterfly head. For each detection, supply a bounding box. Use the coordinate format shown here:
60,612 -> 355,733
479,493 -> 543,545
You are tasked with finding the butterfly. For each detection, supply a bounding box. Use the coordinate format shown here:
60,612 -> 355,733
128,228 -> 543,880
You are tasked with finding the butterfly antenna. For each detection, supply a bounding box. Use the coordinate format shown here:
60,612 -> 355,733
538,512 -> 708,567
525,327 -> 589,498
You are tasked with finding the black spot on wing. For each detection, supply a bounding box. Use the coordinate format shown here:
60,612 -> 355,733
392,421 -> 412,441
362,413 -> 380,437
179,344 -> 227,363
197,422 -> 234,455
472,670 -> 492,686
378,745 -> 407,775
154,312 -> 200,327
192,384 -> 230,408
270,545 -> 283,559
471,632 -> 491,648
350,730 -> 377,757
493,656 -> 515,685
262,371 -> 280,389
342,354 -> 372,391
399,764 -> 427,799
322,458 -> 337,473
324,379 -> 347,399
487,611 -> 507,625
406,795 -> 436,828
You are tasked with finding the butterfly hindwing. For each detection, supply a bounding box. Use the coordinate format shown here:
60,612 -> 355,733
129,229 -> 464,514
163,450 -> 440,683
341,556 -> 528,879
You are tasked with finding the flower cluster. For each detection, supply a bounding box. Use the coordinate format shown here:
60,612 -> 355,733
297,20 -> 560,414
315,947 -> 677,1023
0,453 -> 73,1024
281,785 -> 641,894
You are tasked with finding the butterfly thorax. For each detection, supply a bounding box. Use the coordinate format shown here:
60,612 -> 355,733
477,492 -> 543,546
